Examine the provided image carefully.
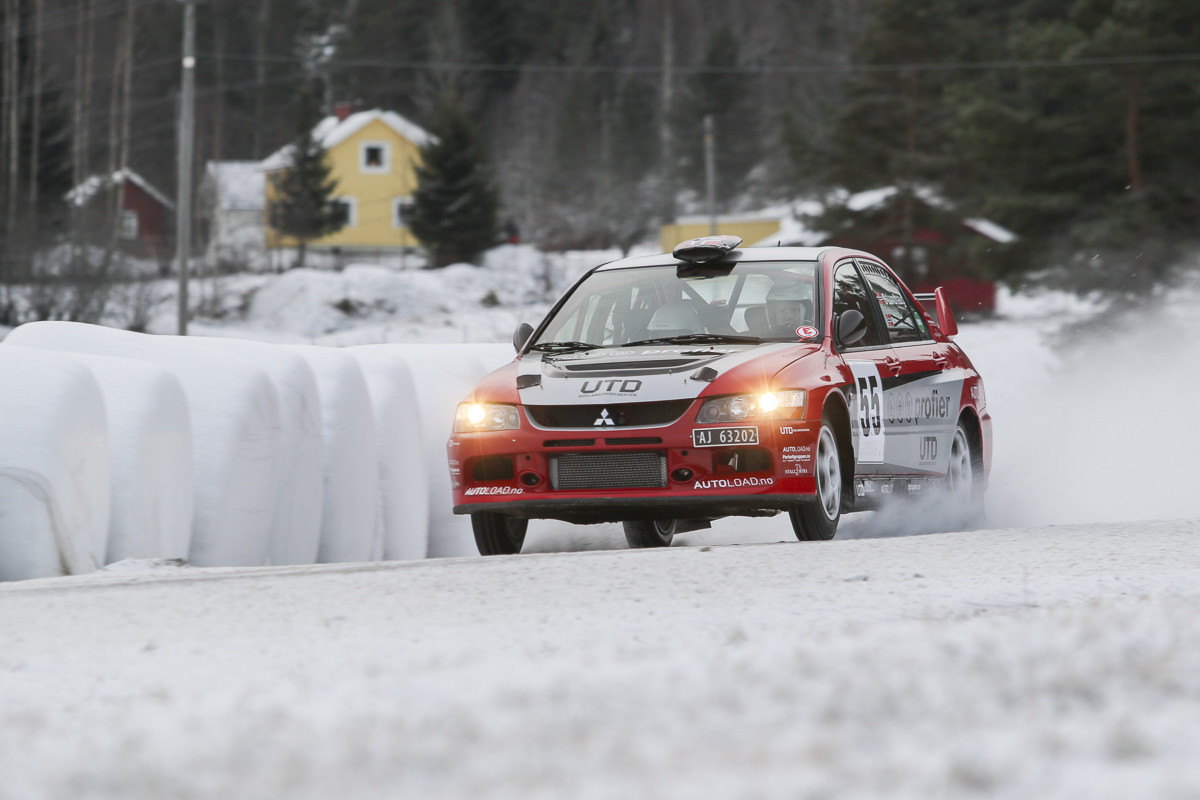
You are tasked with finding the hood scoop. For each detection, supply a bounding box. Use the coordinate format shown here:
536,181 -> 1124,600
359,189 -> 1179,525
555,358 -> 696,373
542,348 -> 730,378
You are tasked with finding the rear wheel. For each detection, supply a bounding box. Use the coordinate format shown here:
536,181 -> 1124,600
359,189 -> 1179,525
623,519 -> 676,548
945,420 -> 985,527
789,421 -> 842,541
471,512 -> 528,556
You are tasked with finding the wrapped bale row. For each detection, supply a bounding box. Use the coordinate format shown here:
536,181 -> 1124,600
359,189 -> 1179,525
0,321 -> 511,581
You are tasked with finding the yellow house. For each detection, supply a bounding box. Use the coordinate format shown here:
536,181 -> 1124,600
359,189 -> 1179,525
660,209 -> 788,253
261,108 -> 432,253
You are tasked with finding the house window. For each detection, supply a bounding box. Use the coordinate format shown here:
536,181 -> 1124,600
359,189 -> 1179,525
393,197 -> 415,228
335,197 -> 357,228
119,210 -> 139,240
360,142 -> 390,174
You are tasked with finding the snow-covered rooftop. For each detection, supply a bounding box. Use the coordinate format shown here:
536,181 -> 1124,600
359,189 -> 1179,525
260,109 -> 433,172
66,168 -> 175,210
205,161 -> 266,211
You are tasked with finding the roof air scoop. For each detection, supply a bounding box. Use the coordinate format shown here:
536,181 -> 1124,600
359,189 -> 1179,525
672,235 -> 743,264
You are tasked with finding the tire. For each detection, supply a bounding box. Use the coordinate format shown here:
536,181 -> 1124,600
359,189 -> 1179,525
471,512 -> 528,556
945,419 -> 986,528
789,421 -> 842,541
623,519 -> 676,548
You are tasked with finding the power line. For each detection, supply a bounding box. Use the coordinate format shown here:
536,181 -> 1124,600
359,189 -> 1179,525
204,50 -> 1200,75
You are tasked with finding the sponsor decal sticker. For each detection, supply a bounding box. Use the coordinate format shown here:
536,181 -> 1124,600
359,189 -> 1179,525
779,426 -> 810,436
796,325 -> 819,339
919,435 -> 938,465
579,378 -> 643,398
693,477 -> 774,490
464,486 -> 523,496
885,388 -> 955,425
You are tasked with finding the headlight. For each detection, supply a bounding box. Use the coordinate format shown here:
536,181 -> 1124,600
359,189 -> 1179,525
696,390 -> 806,424
454,402 -> 520,432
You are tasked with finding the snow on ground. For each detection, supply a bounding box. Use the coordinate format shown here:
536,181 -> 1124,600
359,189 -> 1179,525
4,249 -> 1200,797
3,521 -> 1200,799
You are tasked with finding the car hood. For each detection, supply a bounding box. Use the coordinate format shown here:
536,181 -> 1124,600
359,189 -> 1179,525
516,344 -> 813,405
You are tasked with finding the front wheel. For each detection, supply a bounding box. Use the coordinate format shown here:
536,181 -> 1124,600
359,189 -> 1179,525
623,519 -> 676,548
789,421 -> 842,541
471,512 -> 528,556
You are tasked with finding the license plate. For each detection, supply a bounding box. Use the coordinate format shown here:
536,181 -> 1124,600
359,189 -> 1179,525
692,426 -> 759,447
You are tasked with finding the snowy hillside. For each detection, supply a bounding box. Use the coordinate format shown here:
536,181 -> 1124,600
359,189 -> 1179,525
3,247 -> 1200,797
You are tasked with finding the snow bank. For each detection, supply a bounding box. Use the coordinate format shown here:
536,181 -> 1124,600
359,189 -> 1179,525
288,345 -> 379,563
0,346 -> 110,580
355,343 -> 514,558
5,322 -> 280,567
344,347 -> 429,560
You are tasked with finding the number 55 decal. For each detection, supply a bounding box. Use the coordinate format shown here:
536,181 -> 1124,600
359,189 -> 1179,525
848,361 -> 886,463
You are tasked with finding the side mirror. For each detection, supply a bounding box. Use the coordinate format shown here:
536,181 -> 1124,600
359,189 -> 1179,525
836,310 -> 867,347
513,322 -> 534,352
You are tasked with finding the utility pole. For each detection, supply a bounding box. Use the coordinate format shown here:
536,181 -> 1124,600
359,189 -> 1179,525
704,114 -> 717,235
175,0 -> 198,335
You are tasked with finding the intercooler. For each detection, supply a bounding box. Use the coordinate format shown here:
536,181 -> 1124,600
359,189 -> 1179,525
549,451 -> 667,490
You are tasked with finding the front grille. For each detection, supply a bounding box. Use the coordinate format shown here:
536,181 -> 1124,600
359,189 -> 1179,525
525,400 -> 692,429
550,451 -> 667,490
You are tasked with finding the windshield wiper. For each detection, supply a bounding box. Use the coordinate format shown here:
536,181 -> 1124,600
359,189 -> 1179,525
528,340 -> 602,353
621,333 -> 764,347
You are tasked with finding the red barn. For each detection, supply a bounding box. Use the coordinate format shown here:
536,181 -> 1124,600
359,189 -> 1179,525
807,187 -> 1012,315
68,169 -> 175,260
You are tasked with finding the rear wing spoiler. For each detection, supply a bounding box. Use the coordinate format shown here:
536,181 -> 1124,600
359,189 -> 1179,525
912,287 -> 958,337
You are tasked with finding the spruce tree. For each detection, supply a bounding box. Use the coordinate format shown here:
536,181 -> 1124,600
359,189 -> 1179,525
408,93 -> 500,267
951,0 -> 1200,291
267,87 -> 347,268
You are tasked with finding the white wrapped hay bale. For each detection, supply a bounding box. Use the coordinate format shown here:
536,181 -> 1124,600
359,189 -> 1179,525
173,335 -> 324,566
58,352 -> 192,563
345,346 -> 428,561
0,346 -> 110,581
288,344 -> 379,564
365,343 -> 514,558
5,322 -> 279,568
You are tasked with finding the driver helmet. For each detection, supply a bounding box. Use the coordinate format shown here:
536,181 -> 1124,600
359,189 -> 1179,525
647,301 -> 702,335
765,281 -> 812,329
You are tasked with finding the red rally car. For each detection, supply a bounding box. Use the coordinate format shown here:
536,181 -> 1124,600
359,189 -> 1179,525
448,235 -> 992,555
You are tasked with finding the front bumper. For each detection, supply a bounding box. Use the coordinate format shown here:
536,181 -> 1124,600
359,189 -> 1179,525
448,403 -> 821,524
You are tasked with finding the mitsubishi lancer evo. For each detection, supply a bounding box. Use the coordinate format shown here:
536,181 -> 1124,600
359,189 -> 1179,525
448,235 -> 991,555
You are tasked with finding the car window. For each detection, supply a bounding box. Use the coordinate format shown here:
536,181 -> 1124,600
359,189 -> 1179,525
531,261 -> 822,347
832,262 -> 885,349
857,260 -> 930,344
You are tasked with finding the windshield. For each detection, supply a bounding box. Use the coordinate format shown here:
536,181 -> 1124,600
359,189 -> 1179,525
530,260 -> 822,349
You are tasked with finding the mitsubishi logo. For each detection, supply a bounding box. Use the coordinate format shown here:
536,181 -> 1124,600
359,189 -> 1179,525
594,408 -> 616,426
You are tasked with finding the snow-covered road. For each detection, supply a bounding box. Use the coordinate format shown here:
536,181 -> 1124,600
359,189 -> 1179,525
4,519 -> 1200,799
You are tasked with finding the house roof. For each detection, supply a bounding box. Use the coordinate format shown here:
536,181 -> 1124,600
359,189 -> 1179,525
67,168 -> 175,210
260,108 -> 433,172
205,161 -> 265,211
744,188 -> 1017,247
